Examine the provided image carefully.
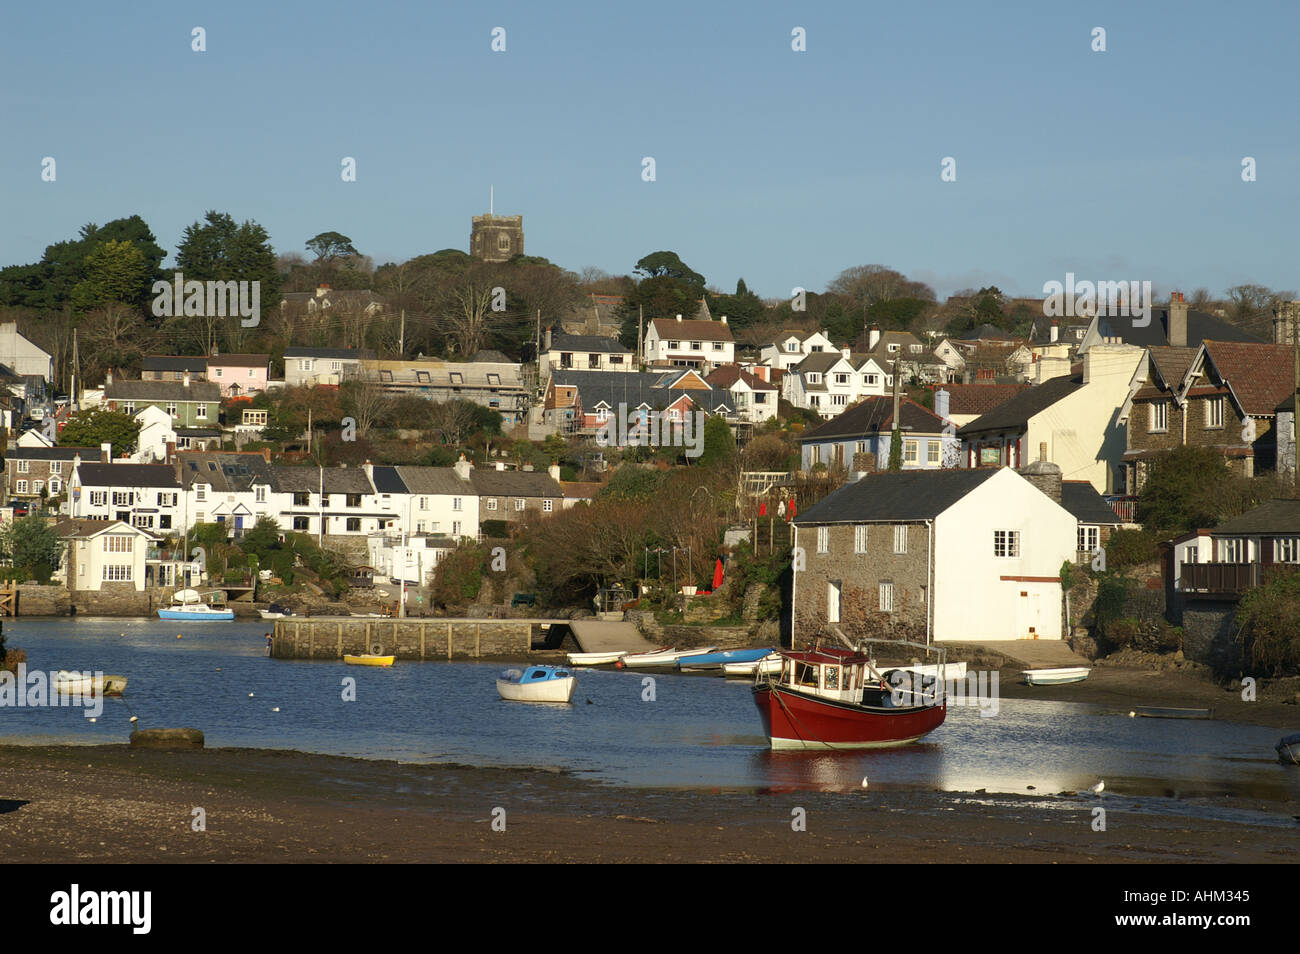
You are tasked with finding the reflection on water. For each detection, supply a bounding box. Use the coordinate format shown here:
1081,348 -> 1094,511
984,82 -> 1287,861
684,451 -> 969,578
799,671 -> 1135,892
3,620 -> 1298,813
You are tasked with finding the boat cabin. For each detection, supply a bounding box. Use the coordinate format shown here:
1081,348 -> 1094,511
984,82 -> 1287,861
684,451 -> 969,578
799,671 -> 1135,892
778,648 -> 876,703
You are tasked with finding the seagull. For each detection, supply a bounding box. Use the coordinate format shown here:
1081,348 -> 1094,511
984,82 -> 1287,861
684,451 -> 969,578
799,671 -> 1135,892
861,776 -> 869,789
272,707 -> 280,713
1090,781 -> 1105,795
248,692 -> 255,698
1129,711 -> 1136,718
129,716 -> 138,724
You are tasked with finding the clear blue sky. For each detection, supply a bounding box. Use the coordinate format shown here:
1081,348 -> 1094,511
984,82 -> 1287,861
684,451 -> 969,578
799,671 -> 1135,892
2,0 -> 1298,301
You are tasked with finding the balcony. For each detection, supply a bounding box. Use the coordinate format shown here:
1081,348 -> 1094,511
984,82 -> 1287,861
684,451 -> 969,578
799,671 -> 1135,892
1107,495 -> 1138,524
1179,562 -> 1300,599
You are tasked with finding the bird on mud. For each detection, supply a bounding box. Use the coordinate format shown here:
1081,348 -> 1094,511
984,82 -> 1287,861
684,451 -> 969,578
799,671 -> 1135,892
1090,781 -> 1105,795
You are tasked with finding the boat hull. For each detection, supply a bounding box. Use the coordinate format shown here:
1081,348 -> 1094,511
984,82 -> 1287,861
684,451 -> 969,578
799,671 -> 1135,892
496,677 -> 576,703
55,673 -> 128,696
566,651 -> 627,666
676,648 -> 775,670
721,654 -> 783,677
1022,667 -> 1090,686
1277,732 -> 1300,765
753,685 -> 946,750
159,608 -> 234,621
343,654 -> 395,667
622,646 -> 719,668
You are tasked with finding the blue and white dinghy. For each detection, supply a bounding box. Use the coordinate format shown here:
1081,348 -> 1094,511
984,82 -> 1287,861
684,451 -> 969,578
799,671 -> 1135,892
496,665 -> 577,703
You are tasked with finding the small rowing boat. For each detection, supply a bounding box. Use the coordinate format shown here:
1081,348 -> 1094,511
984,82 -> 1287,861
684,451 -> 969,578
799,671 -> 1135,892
1276,732 -> 1300,765
343,654 -> 395,667
721,653 -> 784,678
621,646 -> 719,668
496,665 -> 576,703
1022,666 -> 1090,686
677,648 -> 776,671
55,671 -> 128,696
566,650 -> 627,666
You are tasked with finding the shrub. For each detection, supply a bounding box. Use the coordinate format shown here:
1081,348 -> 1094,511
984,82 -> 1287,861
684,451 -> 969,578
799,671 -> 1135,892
1104,528 -> 1160,569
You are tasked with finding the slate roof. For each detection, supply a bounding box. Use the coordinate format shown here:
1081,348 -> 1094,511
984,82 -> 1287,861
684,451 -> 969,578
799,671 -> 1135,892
800,397 -> 948,442
5,446 -> 93,461
1210,499 -> 1300,536
177,453 -> 274,491
142,356 -> 208,373
1201,341 -> 1294,416
208,354 -> 270,367
792,352 -> 851,376
370,465 -> 408,495
705,365 -> 777,391
105,379 -> 221,402
284,347 -> 372,360
393,466 -> 474,496
1145,346 -> 1198,391
1060,481 -> 1123,525
551,370 -> 733,413
958,374 -> 1084,436
76,463 -> 181,489
271,466 -> 373,494
471,350 -> 512,363
794,470 -> 1000,524
940,383 -> 1030,417
1095,309 -> 1261,349
469,469 -> 564,498
547,333 -> 631,354
52,517 -> 156,540
648,317 -> 734,343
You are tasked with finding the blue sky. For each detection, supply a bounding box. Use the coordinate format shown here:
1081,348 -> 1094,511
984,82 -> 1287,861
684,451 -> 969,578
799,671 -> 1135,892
2,0 -> 1298,301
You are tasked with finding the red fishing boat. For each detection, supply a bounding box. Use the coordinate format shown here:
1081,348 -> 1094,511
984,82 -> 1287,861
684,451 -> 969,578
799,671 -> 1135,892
752,644 -> 947,750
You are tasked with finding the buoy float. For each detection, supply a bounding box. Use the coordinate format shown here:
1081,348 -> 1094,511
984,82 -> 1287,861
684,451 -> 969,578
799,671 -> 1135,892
272,707 -> 280,712
129,716 -> 138,724
176,634 -> 183,639
248,692 -> 255,698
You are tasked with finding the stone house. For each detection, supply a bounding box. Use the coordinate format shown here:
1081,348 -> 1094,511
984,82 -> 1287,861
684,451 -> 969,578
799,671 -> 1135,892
791,466 -> 1077,644
5,445 -> 92,502
799,396 -> 958,473
1077,292 -> 1262,356
469,465 -> 565,526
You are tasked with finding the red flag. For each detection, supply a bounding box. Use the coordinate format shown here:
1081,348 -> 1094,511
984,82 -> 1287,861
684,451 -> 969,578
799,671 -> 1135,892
712,558 -> 724,590
759,502 -> 767,517
788,500 -> 797,520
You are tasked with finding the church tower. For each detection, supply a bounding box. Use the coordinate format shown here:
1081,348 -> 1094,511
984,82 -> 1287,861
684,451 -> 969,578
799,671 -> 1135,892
471,187 -> 523,262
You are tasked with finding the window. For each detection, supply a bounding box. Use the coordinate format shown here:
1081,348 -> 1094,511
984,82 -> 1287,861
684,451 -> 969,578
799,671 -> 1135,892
832,394 -> 847,406
1276,537 -> 1299,562
213,368 -> 223,378
15,480 -> 28,494
104,535 -> 133,553
196,404 -> 207,420
810,446 -> 821,465
543,499 -> 553,513
90,491 -> 106,506
330,361 -> 342,372
854,525 -> 868,554
888,343 -> 900,353
904,440 -> 918,465
865,374 -> 879,386
157,492 -> 177,507
159,515 -> 171,530
515,499 -> 525,511
498,234 -> 510,252
453,497 -> 463,511
419,497 -> 428,511
691,341 -> 702,351
112,492 -> 133,507
416,371 -> 430,383
299,360 -> 313,371
49,478 -> 62,494
452,521 -> 462,535
1221,538 -> 1245,562
293,492 -> 309,507
827,581 -> 841,624
855,441 -> 867,455
927,441 -> 941,465
346,518 -> 361,532
993,530 -> 1020,558
1206,397 -> 1224,429
243,410 -> 267,426
668,340 -> 679,350
834,373 -> 849,385
51,461 -> 62,475
712,342 -> 723,351
449,373 -> 463,385
486,498 -> 497,511
817,527 -> 829,553
16,460 -> 28,474
1150,401 -> 1167,432
346,493 -> 362,507
321,494 -> 330,507
133,514 -> 154,529
806,373 -> 821,384
167,403 -> 177,417
879,582 -> 894,613
893,525 -> 907,554
122,403 -> 134,415
102,565 -> 133,582
255,486 -> 266,503
1078,526 -> 1099,553
293,516 -> 310,531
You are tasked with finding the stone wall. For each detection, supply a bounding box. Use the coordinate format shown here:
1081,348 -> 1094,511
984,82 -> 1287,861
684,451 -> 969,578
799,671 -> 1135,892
17,584 -> 71,616
271,617 -> 535,660
660,624 -> 752,649
1181,600 -> 1244,674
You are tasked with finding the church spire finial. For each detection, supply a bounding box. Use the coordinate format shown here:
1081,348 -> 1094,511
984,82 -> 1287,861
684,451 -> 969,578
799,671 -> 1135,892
490,185 -> 494,216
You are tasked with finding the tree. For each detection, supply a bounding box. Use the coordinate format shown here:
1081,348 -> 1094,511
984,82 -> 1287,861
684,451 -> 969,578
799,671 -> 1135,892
0,516 -> 63,583
70,240 -> 151,313
176,210 -> 282,308
1135,446 -> 1259,534
305,231 -> 360,263
699,415 -> 737,468
341,374 -> 391,440
634,251 -> 705,287
58,406 -> 141,455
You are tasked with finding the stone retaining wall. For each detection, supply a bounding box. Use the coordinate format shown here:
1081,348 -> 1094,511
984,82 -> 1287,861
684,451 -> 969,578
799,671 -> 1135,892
271,617 -> 538,660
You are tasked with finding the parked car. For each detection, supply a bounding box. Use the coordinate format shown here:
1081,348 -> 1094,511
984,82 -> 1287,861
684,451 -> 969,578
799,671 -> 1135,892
7,500 -> 30,517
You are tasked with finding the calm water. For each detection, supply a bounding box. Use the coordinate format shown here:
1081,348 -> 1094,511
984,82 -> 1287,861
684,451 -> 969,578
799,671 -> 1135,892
3,619 -> 1298,814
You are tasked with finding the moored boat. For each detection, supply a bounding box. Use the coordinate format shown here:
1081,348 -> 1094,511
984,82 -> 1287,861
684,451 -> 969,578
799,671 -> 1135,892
621,646 -> 719,668
343,654 -> 395,667
1022,666 -> 1090,686
752,644 -> 947,750
721,653 -> 784,678
496,665 -> 576,703
566,650 -> 628,666
55,671 -> 128,696
159,589 -> 234,621
677,647 -> 776,671
1276,732 -> 1300,765
1133,706 -> 1214,720
259,602 -> 295,620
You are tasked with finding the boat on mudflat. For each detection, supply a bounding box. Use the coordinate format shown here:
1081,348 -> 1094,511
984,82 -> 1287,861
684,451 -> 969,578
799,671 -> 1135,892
752,644 -> 946,750
497,665 -> 576,703
1133,706 -> 1213,720
566,650 -> 627,666
722,653 -> 784,678
619,646 -> 719,668
1276,732 -> 1300,765
677,648 -> 776,671
1022,667 -> 1090,686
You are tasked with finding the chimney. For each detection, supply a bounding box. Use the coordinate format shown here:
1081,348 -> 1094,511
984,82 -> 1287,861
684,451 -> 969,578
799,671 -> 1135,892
933,388 -> 950,421
362,459 -> 373,482
165,440 -> 176,463
1018,443 -> 1062,504
842,347 -> 851,359
105,368 -> 113,386
453,453 -> 472,480
868,326 -> 881,351
544,327 -> 553,351
495,461 -> 505,471
1050,320 -> 1059,343
1169,291 -> 1188,347
183,370 -> 191,388
675,314 -> 682,322
316,284 -> 330,298
720,315 -> 727,324
262,447 -> 271,463
100,442 -> 111,463
548,463 -> 561,481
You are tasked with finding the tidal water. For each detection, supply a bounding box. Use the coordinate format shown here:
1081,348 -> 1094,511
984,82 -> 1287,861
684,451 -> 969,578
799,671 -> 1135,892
3,619 -> 1298,816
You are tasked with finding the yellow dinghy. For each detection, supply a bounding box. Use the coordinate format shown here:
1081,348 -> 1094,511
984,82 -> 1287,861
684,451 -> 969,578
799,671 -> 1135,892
343,654 -> 395,667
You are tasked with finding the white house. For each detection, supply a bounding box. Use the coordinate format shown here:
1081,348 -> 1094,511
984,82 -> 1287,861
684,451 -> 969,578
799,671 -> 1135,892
392,459 -> 480,540
284,347 -> 372,387
759,330 -> 836,372
133,404 -> 177,463
784,350 -> 891,419
69,459 -> 185,534
52,519 -> 160,592
704,364 -> 779,423
0,322 -> 55,382
539,331 -> 634,379
642,314 -> 735,370
791,466 -> 1077,644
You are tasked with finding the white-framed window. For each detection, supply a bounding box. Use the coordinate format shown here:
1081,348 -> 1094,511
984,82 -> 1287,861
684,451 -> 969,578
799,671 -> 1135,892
994,530 -> 1020,558
104,535 -> 133,553
810,446 -> 821,465
543,499 -> 553,513
16,460 -> 28,473
904,440 -> 918,465
1276,537 -> 1299,562
832,394 -> 847,406
515,499 -> 525,511
15,480 -> 28,494
1206,397 -> 1225,429
806,373 -> 821,384
133,514 -> 154,529
927,441 -> 941,465
879,582 -> 894,613
33,480 -> 44,495
196,404 -> 208,420
122,403 -> 134,415
854,524 -> 868,554
49,478 -> 61,494
419,497 -> 428,511
50,461 -> 62,475
1078,526 -> 1099,554
255,486 -> 266,503
865,374 -> 879,386
893,525 -> 907,554
452,521 -> 462,535
112,492 -> 133,506
167,402 -> 177,417
213,369 -> 223,379
834,373 -> 849,385
855,441 -> 867,455
486,498 -> 497,511
1220,538 -> 1245,562
196,486 -> 207,502
1150,401 -> 1168,432
887,343 -> 900,353
817,526 -> 829,553
90,491 -> 106,506
102,565 -> 133,582
452,497 -> 463,511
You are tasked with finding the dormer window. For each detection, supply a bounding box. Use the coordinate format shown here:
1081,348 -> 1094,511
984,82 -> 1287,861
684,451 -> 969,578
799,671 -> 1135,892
807,373 -> 821,384
888,343 -> 900,353
787,342 -> 798,352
